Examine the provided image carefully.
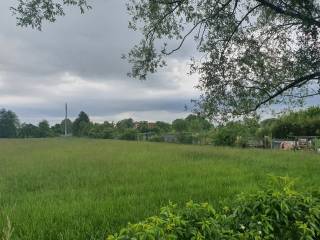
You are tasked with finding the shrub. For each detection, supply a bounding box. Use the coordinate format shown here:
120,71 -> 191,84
119,129 -> 138,141
108,177 -> 320,240
177,132 -> 193,144
149,135 -> 164,142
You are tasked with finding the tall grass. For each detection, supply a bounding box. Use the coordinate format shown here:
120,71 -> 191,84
0,138 -> 319,239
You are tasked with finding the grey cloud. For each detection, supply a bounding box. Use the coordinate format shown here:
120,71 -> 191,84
0,0 -> 202,124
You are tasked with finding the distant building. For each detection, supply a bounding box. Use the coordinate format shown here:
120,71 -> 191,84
134,121 -> 156,129
133,122 -> 139,129
148,122 -> 156,129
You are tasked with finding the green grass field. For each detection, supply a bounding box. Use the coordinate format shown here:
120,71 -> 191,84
0,138 -> 320,239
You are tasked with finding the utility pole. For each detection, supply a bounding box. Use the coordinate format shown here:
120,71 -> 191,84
65,103 -> 68,136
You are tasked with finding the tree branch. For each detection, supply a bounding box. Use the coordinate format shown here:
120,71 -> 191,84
253,72 -> 320,111
256,0 -> 320,27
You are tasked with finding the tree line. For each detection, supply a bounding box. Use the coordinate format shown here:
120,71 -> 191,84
0,109 -> 212,141
1,107 -> 320,146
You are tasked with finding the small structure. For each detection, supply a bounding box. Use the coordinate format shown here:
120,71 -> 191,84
272,136 -> 320,151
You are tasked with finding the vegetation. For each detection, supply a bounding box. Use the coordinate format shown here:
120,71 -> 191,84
9,1 -> 320,119
0,109 -> 19,138
125,0 -> 320,119
0,138 -> 320,240
2,107 -> 320,147
263,107 -> 320,138
10,0 -> 91,30
108,177 -> 320,240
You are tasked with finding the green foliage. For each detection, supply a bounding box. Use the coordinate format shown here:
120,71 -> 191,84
72,111 -> 91,137
116,119 -> 134,130
149,135 -> 165,142
38,120 -> 52,137
0,109 -> 19,138
185,114 -> 212,133
118,128 -> 138,141
258,107 -> 320,139
212,118 -> 259,147
176,132 -> 193,144
18,123 -> 40,138
136,121 -> 149,133
126,0 -> 320,119
89,123 -> 115,139
1,139 -> 320,239
173,115 -> 212,134
60,118 -> 73,135
172,119 -> 188,133
108,177 -> 320,240
11,0 -> 91,30
154,121 -> 171,134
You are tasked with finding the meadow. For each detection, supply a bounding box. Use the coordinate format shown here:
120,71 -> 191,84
0,138 -> 320,240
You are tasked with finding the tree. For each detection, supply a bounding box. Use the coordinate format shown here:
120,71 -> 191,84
73,111 -> 90,136
0,109 -> 20,138
185,114 -> 212,133
172,119 -> 188,133
116,118 -> 134,130
88,123 -> 115,139
126,0 -> 320,120
119,128 -> 138,141
10,0 -> 91,30
136,121 -> 149,133
269,107 -> 320,138
61,118 -> 73,135
19,123 -> 40,138
38,120 -> 52,137
154,121 -> 171,134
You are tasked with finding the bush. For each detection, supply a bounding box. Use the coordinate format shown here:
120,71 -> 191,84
108,177 -> 320,240
149,135 -> 164,142
177,132 -> 193,144
119,129 -> 138,141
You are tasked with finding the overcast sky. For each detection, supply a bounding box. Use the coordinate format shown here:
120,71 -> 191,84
1,1 -> 319,125
0,0 -> 200,124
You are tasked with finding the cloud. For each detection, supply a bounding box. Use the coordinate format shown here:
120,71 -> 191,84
1,0 -> 318,125
0,0 -> 200,124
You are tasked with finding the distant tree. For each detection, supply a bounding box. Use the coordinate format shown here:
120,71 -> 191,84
116,118 -> 134,130
38,120 -> 52,137
154,121 -> 171,134
0,109 -> 19,138
172,119 -> 188,133
51,123 -> 62,136
88,123 -> 114,139
212,122 -> 242,146
19,123 -> 40,138
256,118 -> 279,138
119,128 -> 138,141
270,107 -> 320,138
185,114 -> 212,133
212,118 -> 259,146
60,118 -> 73,135
137,121 -> 149,133
73,111 -> 90,137
103,121 -> 114,128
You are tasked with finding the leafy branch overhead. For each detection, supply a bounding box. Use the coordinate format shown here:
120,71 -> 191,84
11,0 -> 91,30
10,0 -> 320,120
126,0 -> 320,119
